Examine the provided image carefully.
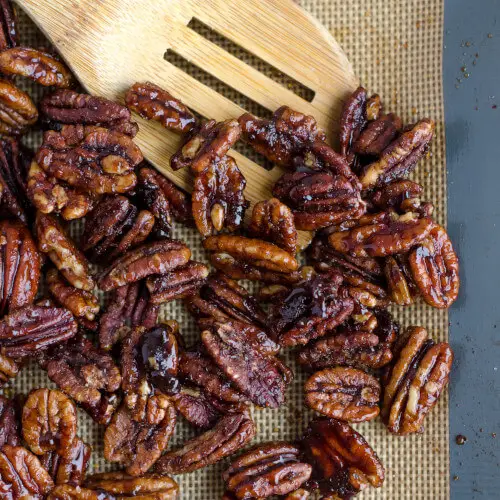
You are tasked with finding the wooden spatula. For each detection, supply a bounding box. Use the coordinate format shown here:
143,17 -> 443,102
15,0 -> 358,247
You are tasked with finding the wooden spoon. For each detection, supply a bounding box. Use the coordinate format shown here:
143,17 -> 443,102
15,0 -> 358,247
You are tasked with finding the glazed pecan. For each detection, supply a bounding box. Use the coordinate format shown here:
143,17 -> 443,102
0,304 -> 77,358
36,126 -> 141,195
0,394 -> 20,448
0,47 -> 72,87
126,81 -> 196,134
0,351 -> 19,386
381,326 -> 453,435
171,119 -> 241,173
192,155 -> 248,237
223,442 -> 312,499
0,0 -> 17,51
239,106 -> 326,167
39,335 -> 121,425
339,87 -> 368,160
36,213 -> 95,291
408,224 -> 460,308
384,255 -> 416,306
353,113 -> 403,156
305,367 -> 380,422
300,418 -> 384,499
104,396 -> 176,476
41,89 -> 138,136
0,219 -> 42,315
359,118 -> 435,189
154,411 -> 256,474
48,485 -> 107,500
0,445 -> 54,499
203,234 -> 299,284
0,78 -> 38,135
268,270 -> 354,347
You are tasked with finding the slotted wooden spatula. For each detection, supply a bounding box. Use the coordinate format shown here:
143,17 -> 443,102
15,0 -> 358,247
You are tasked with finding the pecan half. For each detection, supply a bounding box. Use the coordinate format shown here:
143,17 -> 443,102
104,396 -> 176,476
192,155 -> 248,237
384,255 -> 416,306
300,418 -> 384,498
0,219 -> 42,315
126,81 -> 196,134
154,411 -> 256,474
305,368 -> 380,422
171,119 -> 241,173
0,79 -> 38,135
0,304 -> 77,358
0,47 -> 72,87
39,335 -> 121,425
99,239 -> 191,291
0,351 -> 19,386
239,106 -> 326,167
0,394 -> 20,448
339,87 -> 368,159
0,445 -> 54,499
0,0 -> 17,51
381,326 -> 453,435
353,113 -> 403,156
223,442 -> 312,499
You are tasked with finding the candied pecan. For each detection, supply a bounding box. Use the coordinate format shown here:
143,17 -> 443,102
353,113 -> 403,156
0,219 -> 42,315
0,0 -> 17,51
99,239 -> 191,291
0,394 -> 20,448
48,485 -> 108,500
104,396 -> 176,476
0,47 -> 72,87
359,118 -> 435,189
339,87 -> 367,159
328,212 -> 435,258
126,81 -> 196,134
99,281 -> 159,351
171,118 -> 241,173
300,418 -> 384,498
0,304 -> 77,358
154,411 -> 255,474
268,270 -> 354,347
192,155 -> 248,237
239,106 -> 326,167
381,326 -> 453,435
223,442 -> 312,499
305,368 -> 380,423
146,261 -> 209,305
0,78 -> 38,135
0,351 -> 19,386
36,126 -> 141,194
39,335 -> 121,425
408,224 -> 460,308
365,94 -> 382,121
41,89 -> 138,136
0,445 -> 54,499
384,255 -> 415,306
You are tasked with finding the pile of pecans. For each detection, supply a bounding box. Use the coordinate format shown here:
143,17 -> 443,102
0,2 -> 458,499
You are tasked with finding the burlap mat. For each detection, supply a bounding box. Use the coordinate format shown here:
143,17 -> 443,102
3,1 -> 449,498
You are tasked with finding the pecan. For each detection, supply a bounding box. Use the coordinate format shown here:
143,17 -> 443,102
192,155 -> 248,237
223,442 -> 312,499
0,47 -> 72,87
300,418 -> 384,498
154,411 -> 256,474
122,324 -> 180,420
171,119 -> 241,173
0,219 -> 42,315
273,169 -> 365,230
126,81 -> 196,134
0,79 -> 38,135
98,240 -> 191,291
104,396 -> 176,476
353,113 -> 403,156
39,335 -> 121,425
41,89 -> 138,136
408,224 -> 460,308
36,126 -> 141,194
248,198 -> 297,254
0,351 -> 19,386
48,485 -> 107,500
203,234 -> 299,284
0,0 -> 17,51
0,394 -> 20,448
381,326 -> 453,435
359,118 -> 435,189
0,445 -> 54,499
384,255 -> 416,306
365,94 -> 382,121
305,367 -> 380,422
328,211 -> 435,257
0,304 -> 77,358
239,106 -> 326,167
268,270 -> 354,347
339,87 -> 368,159
99,281 -> 159,351
146,261 -> 209,305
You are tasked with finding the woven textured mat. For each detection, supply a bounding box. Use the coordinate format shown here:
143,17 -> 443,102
3,1 -> 449,499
